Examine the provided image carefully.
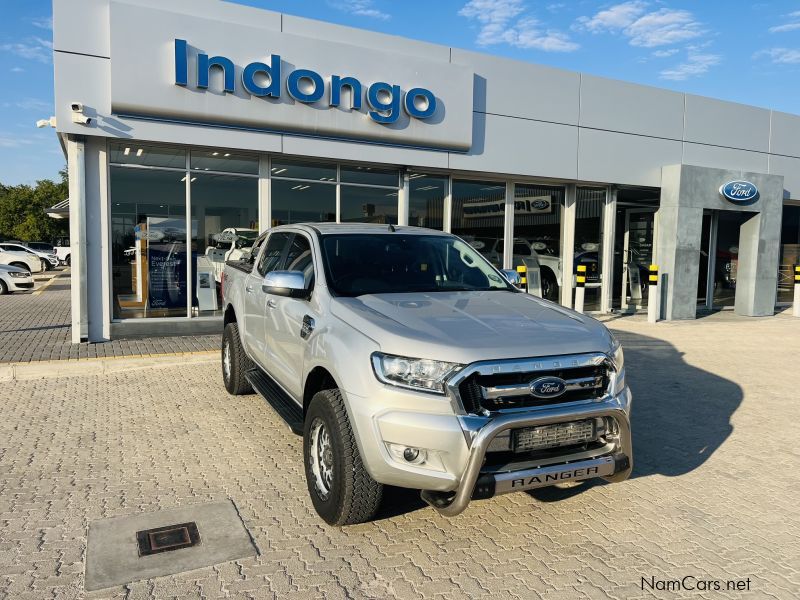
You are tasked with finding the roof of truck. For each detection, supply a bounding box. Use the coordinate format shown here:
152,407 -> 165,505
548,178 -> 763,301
293,223 -> 451,236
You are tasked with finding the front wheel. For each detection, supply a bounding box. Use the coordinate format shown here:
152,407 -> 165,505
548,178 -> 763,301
304,389 -> 383,526
221,322 -> 254,395
541,270 -> 560,302
0,279 -> 8,295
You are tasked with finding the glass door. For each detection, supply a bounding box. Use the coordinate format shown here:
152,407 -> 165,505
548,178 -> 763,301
620,208 -> 656,311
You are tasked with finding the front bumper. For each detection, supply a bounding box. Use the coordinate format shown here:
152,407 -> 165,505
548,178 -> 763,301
420,393 -> 633,516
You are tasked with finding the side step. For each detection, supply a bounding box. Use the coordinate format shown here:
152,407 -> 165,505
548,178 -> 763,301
245,368 -> 304,435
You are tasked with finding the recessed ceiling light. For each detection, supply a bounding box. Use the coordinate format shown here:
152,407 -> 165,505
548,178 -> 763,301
212,152 -> 219,156
180,176 -> 187,182
190,177 -> 197,182
292,185 -> 302,190
224,153 -> 230,157
136,149 -> 143,157
123,147 -> 130,156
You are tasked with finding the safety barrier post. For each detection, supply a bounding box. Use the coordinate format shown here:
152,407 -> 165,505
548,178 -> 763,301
794,265 -> 800,317
516,264 -> 528,293
574,265 -> 586,314
647,264 -> 659,323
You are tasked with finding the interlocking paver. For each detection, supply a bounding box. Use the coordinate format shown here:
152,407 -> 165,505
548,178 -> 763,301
0,268 -> 219,363
1,313 -> 799,598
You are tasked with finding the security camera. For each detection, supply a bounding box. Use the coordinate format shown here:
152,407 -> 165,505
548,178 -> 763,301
70,102 -> 92,125
36,116 -> 57,128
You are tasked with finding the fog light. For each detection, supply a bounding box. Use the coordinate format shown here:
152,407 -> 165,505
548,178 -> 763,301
403,447 -> 420,462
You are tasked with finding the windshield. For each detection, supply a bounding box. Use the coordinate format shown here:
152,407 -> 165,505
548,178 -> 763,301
320,233 -> 514,297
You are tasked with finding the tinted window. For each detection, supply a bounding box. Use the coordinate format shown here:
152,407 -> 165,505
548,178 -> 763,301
248,233 -> 268,263
320,234 -> 512,297
257,232 -> 291,277
284,234 -> 315,291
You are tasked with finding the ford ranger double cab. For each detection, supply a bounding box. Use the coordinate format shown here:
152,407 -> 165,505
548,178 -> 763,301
221,223 -> 632,525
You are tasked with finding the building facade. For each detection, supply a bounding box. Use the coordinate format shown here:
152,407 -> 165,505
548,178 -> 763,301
53,0 -> 800,341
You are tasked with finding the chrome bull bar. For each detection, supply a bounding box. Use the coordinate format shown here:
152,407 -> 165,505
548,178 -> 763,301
420,397 -> 633,517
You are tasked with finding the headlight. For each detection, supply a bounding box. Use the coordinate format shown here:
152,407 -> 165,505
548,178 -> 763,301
371,352 -> 463,395
9,271 -> 29,278
611,339 -> 624,371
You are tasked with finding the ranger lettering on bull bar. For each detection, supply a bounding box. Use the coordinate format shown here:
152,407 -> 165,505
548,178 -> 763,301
221,223 -> 633,525
511,466 -> 601,489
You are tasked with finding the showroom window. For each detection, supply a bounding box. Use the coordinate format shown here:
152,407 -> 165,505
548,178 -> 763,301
451,179 -> 506,269
109,143 -> 259,320
575,187 -> 606,311
778,205 -> 800,303
408,173 -> 446,230
512,184 -> 564,302
271,158 -> 337,226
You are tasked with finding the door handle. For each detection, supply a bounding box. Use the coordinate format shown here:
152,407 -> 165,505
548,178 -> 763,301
267,299 -> 277,309
245,285 -> 254,294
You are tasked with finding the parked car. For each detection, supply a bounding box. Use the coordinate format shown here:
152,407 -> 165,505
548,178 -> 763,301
0,263 -> 35,294
53,237 -> 71,265
221,224 -> 632,525
0,249 -> 44,274
25,241 -> 56,253
0,242 -> 58,270
205,228 -> 258,282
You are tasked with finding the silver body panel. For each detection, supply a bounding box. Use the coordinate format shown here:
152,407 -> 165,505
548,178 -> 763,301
223,224 -> 633,516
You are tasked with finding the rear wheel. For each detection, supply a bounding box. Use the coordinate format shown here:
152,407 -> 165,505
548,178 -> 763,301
0,279 -> 8,295
304,389 -> 383,526
221,322 -> 254,395
541,269 -> 559,302
65,255 -> 71,266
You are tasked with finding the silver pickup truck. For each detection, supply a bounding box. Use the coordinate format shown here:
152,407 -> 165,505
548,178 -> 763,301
221,223 -> 632,525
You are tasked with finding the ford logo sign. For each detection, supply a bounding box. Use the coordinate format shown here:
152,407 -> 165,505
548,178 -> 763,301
529,376 -> 567,399
719,180 -> 759,203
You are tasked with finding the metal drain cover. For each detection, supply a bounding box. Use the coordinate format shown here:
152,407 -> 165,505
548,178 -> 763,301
85,500 -> 258,591
136,522 -> 200,556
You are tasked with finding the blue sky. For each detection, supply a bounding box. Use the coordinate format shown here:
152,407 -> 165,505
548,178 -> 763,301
2,0 -> 800,186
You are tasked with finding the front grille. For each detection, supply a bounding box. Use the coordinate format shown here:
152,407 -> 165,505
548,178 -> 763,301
457,363 -> 609,414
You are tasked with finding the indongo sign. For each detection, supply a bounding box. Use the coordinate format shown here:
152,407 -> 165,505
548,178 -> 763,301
174,39 -> 437,126
719,180 -> 759,203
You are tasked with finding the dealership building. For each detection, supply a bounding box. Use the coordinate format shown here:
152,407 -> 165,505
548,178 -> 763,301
53,0 -> 800,342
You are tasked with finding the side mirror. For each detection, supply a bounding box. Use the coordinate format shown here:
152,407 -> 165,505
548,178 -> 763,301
262,270 -> 310,298
501,269 -> 524,289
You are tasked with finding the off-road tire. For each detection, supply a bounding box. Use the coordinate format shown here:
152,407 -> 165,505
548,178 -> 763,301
304,389 -> 383,526
0,279 -> 8,295
222,322 -> 254,395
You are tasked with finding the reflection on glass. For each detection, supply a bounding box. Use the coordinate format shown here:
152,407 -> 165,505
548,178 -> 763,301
191,174 -> 259,317
340,185 -> 398,224
190,149 -> 258,175
272,180 -> 336,225
451,179 -> 505,269
271,158 -> 337,182
512,184 -> 563,302
575,187 -> 605,311
409,173 -> 446,230
340,165 -> 399,187
713,212 -> 747,308
110,167 -> 187,319
109,143 -> 185,169
778,206 -> 800,303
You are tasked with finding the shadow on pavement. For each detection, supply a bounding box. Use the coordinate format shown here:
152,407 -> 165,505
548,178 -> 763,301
530,328 -> 742,502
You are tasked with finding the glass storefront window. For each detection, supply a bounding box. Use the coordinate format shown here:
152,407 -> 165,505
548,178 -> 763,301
271,180 -> 336,225
191,174 -> 259,317
778,206 -> 800,303
109,143 -> 185,169
451,179 -> 506,269
271,158 -> 337,182
575,187 -> 605,311
110,167 -> 188,319
340,164 -> 399,187
340,185 -> 398,224
409,173 -> 446,230
512,184 -> 563,302
190,149 -> 258,175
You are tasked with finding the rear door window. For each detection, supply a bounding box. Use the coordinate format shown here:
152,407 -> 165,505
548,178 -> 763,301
256,232 -> 291,277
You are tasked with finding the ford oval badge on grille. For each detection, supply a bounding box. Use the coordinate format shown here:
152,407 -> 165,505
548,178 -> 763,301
529,376 -> 567,398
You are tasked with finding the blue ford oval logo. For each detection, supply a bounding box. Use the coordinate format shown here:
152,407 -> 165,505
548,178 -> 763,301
529,376 -> 567,398
720,180 -> 759,203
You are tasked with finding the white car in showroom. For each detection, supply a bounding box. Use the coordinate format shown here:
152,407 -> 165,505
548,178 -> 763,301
0,263 -> 35,294
0,242 -> 59,270
0,249 -> 45,274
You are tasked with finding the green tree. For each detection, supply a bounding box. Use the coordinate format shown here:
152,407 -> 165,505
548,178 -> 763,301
0,168 -> 69,242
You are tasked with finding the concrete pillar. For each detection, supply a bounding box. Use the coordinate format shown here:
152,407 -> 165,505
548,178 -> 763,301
735,211 -> 780,316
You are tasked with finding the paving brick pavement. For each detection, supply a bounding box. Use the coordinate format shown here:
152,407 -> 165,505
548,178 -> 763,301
0,269 -> 219,363
1,314 -> 799,599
